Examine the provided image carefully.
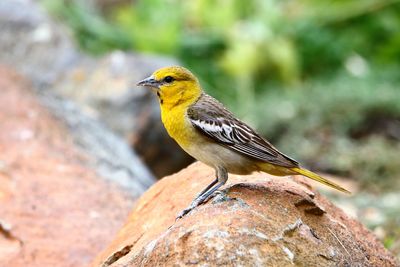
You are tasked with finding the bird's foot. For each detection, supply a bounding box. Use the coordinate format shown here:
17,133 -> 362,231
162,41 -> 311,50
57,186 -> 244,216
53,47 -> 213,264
176,200 -> 199,220
175,191 -> 224,220
176,207 -> 192,220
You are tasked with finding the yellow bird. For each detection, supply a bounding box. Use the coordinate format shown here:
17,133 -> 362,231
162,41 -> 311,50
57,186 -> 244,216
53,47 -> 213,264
137,66 -> 349,218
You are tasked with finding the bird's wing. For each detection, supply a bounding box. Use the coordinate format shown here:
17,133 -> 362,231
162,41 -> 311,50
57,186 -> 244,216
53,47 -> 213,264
187,94 -> 299,168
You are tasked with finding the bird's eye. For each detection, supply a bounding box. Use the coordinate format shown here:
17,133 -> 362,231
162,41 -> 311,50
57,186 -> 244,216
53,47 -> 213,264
164,76 -> 174,83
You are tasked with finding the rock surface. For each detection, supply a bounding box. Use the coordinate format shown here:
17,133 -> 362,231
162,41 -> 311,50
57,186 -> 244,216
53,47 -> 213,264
0,67 -> 147,266
93,162 -> 398,267
0,0 -> 194,178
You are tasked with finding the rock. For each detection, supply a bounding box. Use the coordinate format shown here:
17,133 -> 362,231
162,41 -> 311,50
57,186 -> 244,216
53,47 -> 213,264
38,83 -> 155,193
93,162 -> 398,267
0,66 -> 152,266
0,0 -> 78,88
0,0 -> 193,177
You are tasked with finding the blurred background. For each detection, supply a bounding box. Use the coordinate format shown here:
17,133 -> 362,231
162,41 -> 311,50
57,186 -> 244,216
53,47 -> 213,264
3,0 -> 399,259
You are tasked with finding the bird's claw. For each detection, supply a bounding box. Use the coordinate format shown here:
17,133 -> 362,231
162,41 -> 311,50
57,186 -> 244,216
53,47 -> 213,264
176,198 -> 200,220
175,190 -> 224,220
176,207 -> 192,220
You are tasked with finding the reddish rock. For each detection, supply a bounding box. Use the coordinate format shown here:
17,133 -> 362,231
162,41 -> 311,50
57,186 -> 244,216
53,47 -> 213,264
93,162 -> 398,267
0,67 -> 139,266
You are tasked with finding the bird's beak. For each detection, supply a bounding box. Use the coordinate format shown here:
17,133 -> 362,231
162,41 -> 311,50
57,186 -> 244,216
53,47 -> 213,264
136,75 -> 159,89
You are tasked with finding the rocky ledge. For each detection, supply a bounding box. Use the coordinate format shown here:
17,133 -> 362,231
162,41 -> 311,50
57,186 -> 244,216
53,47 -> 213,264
93,162 -> 398,267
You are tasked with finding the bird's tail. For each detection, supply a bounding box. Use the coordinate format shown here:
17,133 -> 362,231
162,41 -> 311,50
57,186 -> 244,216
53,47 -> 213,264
291,167 -> 350,194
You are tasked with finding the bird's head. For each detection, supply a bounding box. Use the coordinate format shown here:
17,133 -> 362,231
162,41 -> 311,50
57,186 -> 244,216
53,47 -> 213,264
137,66 -> 202,108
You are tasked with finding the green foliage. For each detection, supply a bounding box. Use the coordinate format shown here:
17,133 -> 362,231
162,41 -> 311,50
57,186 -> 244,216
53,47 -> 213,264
293,1 -> 400,75
42,0 -> 400,85
41,0 -> 133,54
115,0 -> 183,54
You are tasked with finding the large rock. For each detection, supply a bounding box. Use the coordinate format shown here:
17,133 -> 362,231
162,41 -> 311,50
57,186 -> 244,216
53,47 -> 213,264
93,162 -> 398,267
0,0 -> 194,177
0,67 -> 152,266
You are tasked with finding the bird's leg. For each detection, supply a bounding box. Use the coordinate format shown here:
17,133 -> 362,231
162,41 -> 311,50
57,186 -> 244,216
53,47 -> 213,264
194,177 -> 218,200
176,166 -> 228,219
194,167 -> 227,204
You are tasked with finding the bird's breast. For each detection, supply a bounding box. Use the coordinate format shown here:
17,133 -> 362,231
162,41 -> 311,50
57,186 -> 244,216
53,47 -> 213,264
160,105 -> 195,148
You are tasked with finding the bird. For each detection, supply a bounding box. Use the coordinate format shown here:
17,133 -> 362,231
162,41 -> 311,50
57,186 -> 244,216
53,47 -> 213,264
137,66 -> 350,218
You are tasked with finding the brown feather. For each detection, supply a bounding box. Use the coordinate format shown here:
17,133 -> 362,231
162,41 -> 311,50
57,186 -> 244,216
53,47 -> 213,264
188,94 -> 299,168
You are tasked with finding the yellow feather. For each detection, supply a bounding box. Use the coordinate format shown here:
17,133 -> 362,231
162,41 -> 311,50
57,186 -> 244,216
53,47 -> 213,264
291,167 -> 350,194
